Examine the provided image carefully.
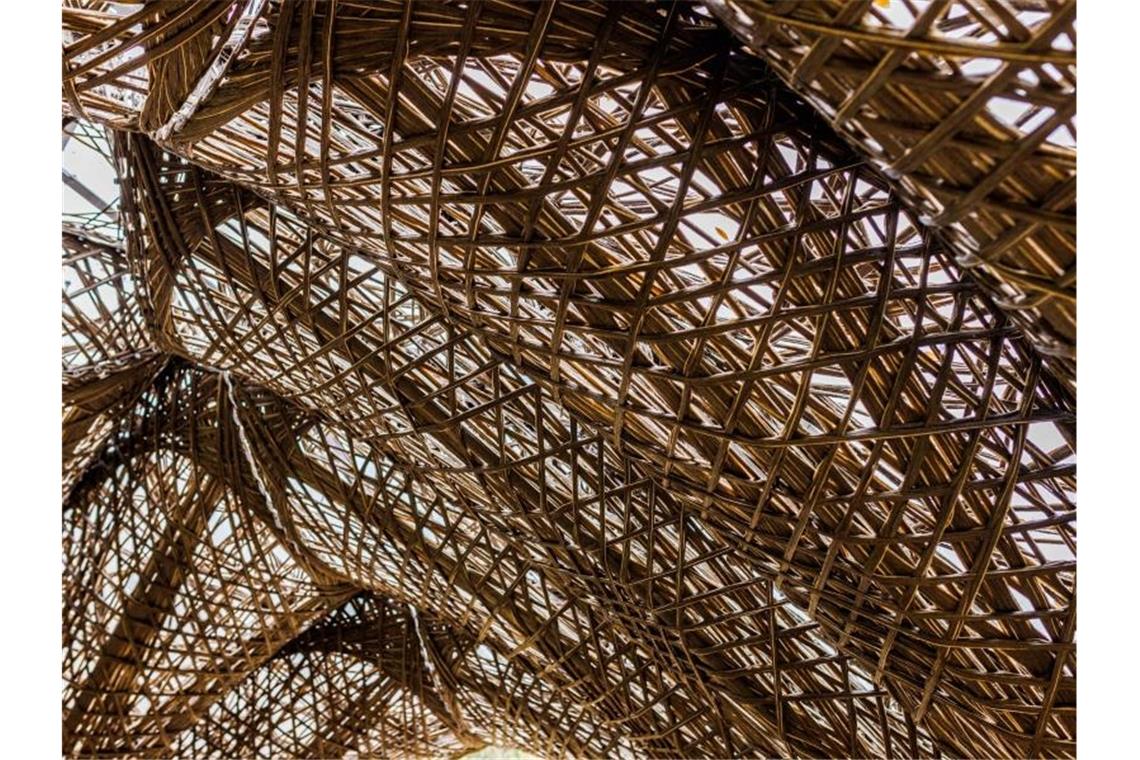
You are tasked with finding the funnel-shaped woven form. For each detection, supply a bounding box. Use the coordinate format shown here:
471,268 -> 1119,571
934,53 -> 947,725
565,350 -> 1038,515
62,2 -> 1076,758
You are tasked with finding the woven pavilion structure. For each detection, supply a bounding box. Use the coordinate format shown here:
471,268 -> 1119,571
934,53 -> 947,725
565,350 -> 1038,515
61,2 -> 1076,758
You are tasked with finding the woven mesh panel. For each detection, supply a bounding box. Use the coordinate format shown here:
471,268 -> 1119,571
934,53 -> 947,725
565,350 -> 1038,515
704,0 -> 1077,390
62,2 -> 1076,757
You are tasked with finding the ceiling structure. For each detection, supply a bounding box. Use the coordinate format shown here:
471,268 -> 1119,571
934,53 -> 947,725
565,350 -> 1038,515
62,2 -> 1076,758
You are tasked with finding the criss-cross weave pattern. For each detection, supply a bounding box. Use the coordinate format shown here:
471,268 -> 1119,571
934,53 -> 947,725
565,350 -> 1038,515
62,2 -> 1076,758
66,138 -> 943,759
704,0 -> 1077,391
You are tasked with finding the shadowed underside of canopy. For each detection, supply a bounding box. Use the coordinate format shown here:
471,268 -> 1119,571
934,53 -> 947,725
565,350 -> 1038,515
62,1 -> 1076,758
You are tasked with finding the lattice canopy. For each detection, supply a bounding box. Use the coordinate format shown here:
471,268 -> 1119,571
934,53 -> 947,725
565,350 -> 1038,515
62,2 -> 1076,758
705,0 -> 1077,389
